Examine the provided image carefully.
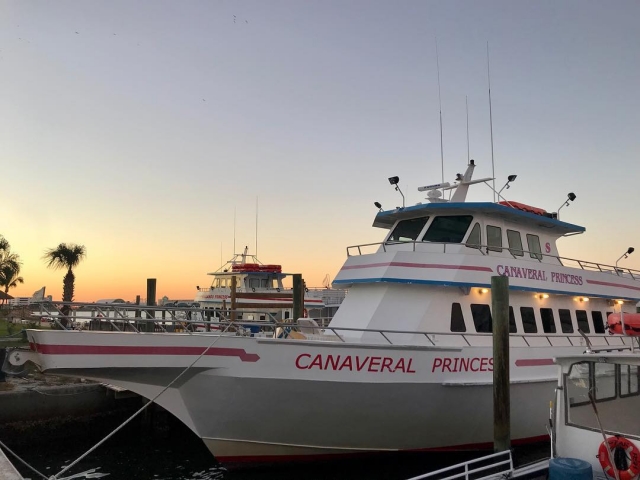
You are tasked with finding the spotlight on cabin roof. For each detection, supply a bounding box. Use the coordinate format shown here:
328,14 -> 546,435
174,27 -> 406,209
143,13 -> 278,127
374,202 -> 383,212
388,176 -> 399,185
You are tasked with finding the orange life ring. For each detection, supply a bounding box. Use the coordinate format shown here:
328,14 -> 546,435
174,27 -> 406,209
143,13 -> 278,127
303,308 -> 308,318
598,436 -> 640,480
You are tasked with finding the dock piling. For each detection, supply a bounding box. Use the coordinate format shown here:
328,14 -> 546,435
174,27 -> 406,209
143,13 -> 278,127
492,275 -> 511,452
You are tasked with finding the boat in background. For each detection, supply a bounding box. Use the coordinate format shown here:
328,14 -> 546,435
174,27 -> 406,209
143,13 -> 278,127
6,159 -> 640,466
194,246 -> 345,323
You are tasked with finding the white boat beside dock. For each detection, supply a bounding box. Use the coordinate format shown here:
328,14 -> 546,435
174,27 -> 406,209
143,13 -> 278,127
5,160 -> 640,466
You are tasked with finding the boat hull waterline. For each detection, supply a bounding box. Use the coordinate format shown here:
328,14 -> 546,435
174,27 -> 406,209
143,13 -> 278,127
22,329 -> 587,464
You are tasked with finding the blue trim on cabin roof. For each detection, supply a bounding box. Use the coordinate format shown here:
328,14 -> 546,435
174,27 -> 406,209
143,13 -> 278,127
373,202 -> 585,234
332,277 -> 640,301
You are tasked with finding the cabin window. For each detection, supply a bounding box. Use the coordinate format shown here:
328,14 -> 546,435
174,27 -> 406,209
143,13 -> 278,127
576,310 -> 590,333
594,362 -> 616,401
471,304 -> 492,333
509,306 -> 517,333
558,309 -> 574,333
450,303 -> 466,332
620,365 -> 640,397
423,215 -> 473,243
526,234 -> 543,260
592,311 -> 606,334
284,311 -> 290,319
388,217 -> 429,242
249,278 -> 260,289
506,230 -> 524,256
520,307 -> 538,333
486,225 -> 503,252
215,279 -> 221,288
465,222 -> 482,249
540,308 -> 556,333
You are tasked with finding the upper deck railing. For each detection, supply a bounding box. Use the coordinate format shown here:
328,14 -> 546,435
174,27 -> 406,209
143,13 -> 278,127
23,302 -> 638,351
345,241 -> 640,280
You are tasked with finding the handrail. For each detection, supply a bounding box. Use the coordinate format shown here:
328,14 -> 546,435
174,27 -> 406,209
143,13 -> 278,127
27,301 -> 631,349
406,449 -> 513,480
345,241 -> 640,280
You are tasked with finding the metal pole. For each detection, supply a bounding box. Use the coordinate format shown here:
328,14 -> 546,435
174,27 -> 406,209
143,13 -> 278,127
230,276 -> 237,322
492,275 -> 510,452
146,279 -> 156,333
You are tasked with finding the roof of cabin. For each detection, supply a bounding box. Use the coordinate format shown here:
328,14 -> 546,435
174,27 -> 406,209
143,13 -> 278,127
372,202 -> 585,235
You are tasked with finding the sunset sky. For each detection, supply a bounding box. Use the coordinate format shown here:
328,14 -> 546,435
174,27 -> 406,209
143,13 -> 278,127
2,1 -> 639,302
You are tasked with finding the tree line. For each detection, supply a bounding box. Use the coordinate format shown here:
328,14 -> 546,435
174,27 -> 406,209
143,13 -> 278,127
0,235 -> 86,306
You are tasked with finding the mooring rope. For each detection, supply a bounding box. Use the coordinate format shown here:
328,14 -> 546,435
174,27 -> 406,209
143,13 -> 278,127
0,438 -> 49,480
51,323 -> 234,480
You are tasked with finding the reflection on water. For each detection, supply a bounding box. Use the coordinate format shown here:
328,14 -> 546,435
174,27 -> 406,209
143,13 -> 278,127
4,406 -> 549,480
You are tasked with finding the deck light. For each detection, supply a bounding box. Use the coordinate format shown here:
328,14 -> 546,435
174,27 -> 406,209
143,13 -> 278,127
574,297 -> 589,302
388,176 -> 405,208
617,300 -> 625,305
374,201 -> 383,212
535,293 -> 549,299
497,174 -> 517,198
479,288 -> 489,294
556,192 -> 577,219
615,247 -> 635,274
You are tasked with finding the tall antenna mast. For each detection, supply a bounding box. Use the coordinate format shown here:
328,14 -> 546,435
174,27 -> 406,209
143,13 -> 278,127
436,37 -> 444,191
487,42 -> 496,202
233,208 -> 236,254
255,197 -> 258,257
466,95 -> 470,163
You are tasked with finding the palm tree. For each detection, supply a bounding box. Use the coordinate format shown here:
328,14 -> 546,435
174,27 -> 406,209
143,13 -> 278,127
0,235 -> 23,303
1,264 -> 24,294
43,243 -> 86,326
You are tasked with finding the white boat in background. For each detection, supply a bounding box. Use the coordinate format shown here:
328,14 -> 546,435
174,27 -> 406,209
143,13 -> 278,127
6,160 -> 640,467
194,247 -> 345,322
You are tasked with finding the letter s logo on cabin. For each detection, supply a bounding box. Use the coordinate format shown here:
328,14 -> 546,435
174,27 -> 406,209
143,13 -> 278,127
545,243 -> 551,253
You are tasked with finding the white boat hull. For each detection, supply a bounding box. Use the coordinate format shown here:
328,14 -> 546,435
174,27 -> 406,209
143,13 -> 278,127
20,329 -> 583,464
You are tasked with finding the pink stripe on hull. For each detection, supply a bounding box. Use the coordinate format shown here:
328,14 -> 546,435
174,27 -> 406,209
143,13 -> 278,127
515,359 -> 554,367
586,279 -> 640,292
31,343 -> 260,362
342,262 -> 493,272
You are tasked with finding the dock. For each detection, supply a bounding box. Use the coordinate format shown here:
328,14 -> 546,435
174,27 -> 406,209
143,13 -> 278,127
0,446 -> 23,479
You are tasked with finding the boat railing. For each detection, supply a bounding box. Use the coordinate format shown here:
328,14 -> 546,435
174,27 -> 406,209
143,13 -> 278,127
345,241 -> 640,280
406,449 -> 514,480
25,302 -> 632,349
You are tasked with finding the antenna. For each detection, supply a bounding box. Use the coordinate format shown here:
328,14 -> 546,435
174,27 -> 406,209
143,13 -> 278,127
233,208 -> 236,254
466,95 -> 470,163
255,197 -> 258,257
487,42 -> 496,202
435,37 -> 444,193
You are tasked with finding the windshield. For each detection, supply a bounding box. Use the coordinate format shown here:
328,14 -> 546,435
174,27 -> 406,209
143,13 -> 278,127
387,217 -> 429,242
566,361 -> 640,437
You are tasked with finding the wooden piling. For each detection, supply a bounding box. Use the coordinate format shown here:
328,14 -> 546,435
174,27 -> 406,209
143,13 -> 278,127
146,279 -> 157,332
293,274 -> 304,320
230,276 -> 237,322
492,275 -> 510,452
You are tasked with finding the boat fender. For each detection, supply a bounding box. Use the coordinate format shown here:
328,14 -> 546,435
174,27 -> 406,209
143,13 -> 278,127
303,308 -> 308,318
252,287 -> 255,293
598,436 -> 640,480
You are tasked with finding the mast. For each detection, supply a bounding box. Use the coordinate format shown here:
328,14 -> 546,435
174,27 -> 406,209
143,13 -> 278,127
255,197 -> 258,258
436,37 -> 444,193
466,95 -> 470,163
487,42 -> 496,202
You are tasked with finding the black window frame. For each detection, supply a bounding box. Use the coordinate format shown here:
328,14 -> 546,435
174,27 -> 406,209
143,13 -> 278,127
506,229 -> 524,257
423,215 -> 474,244
471,304 -> 493,333
540,308 -> 556,333
486,225 -> 503,253
387,216 -> 430,242
558,309 -> 574,333
576,310 -> 590,333
450,303 -> 466,332
520,306 -> 538,333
